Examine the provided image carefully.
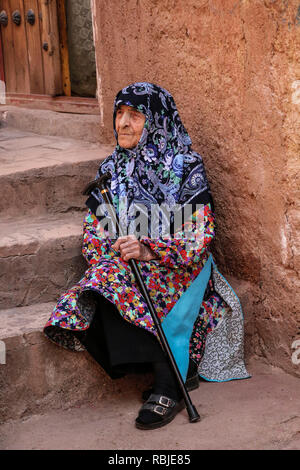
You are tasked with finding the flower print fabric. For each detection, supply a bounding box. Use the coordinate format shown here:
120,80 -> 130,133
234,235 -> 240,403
44,203 -> 227,368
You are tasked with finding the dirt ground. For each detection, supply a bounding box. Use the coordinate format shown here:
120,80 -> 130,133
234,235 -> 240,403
0,358 -> 299,451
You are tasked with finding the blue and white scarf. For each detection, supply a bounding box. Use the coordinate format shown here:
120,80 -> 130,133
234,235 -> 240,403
90,82 -> 213,236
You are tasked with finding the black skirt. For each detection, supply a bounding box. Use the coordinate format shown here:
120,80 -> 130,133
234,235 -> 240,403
75,292 -> 166,379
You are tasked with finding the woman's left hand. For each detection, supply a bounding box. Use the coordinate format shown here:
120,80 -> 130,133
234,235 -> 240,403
112,235 -> 158,262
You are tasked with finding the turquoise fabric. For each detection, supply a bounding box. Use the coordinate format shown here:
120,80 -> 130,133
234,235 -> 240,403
162,254 -> 212,382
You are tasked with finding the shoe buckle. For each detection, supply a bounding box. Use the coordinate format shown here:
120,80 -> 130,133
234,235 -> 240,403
153,405 -> 168,415
158,396 -> 173,408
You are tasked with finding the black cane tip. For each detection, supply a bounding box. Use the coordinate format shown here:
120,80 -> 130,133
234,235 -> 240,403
189,406 -> 201,423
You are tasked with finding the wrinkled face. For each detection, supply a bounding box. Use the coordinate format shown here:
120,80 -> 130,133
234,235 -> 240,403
115,105 -> 146,149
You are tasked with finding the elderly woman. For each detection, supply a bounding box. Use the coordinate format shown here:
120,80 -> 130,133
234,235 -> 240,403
44,82 -> 249,430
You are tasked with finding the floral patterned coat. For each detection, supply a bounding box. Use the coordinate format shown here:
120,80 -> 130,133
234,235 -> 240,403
44,202 -> 250,382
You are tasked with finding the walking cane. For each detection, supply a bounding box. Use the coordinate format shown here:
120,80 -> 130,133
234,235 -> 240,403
83,172 -> 200,423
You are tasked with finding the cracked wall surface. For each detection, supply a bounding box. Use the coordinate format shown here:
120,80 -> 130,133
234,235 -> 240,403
91,0 -> 300,375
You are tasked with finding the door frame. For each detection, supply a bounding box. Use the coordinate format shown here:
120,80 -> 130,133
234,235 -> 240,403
0,0 -> 99,114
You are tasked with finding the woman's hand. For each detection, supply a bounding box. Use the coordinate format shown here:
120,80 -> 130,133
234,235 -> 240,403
111,235 -> 158,262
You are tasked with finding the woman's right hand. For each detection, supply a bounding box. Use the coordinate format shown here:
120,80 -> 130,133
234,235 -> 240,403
112,235 -> 158,262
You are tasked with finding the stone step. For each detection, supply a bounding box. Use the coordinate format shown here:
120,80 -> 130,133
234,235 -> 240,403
0,105 -> 105,143
1,301 -> 300,451
0,276 -> 257,424
0,127 -> 113,218
0,212 -> 87,309
1,358 -> 300,450
0,302 -> 152,425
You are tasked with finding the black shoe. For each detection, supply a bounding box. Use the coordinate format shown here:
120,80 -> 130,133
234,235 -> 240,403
135,393 -> 185,430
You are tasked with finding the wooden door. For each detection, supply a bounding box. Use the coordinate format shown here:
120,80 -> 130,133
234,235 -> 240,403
0,0 -> 62,96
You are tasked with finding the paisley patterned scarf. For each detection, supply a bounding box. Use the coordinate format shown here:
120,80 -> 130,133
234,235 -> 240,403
88,82 -> 213,236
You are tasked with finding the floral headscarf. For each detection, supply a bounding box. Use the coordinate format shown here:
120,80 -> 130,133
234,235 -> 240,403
89,82 -> 212,236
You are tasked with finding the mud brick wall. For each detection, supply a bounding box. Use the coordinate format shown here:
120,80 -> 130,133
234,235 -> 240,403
91,0 -> 300,375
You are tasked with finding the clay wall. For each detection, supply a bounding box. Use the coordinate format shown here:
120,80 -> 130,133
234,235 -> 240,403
91,0 -> 300,375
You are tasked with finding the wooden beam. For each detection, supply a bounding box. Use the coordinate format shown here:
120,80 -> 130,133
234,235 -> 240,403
10,0 -> 31,93
24,0 -> 45,94
39,0 -> 62,96
0,0 -> 17,92
0,19 -> 5,82
56,0 -> 71,96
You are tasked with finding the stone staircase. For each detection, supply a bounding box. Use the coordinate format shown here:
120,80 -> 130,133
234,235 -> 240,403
0,105 -> 104,143
0,126 -> 112,309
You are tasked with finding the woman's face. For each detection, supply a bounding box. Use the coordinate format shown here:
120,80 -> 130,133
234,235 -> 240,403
115,105 -> 146,149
